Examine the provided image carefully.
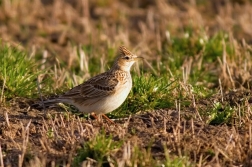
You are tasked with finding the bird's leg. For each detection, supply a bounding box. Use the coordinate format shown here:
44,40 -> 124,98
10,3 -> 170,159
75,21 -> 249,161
102,114 -> 115,124
90,112 -> 98,119
90,113 -> 114,124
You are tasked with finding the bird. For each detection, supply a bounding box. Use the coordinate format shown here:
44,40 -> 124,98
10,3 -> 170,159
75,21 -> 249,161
37,46 -> 143,123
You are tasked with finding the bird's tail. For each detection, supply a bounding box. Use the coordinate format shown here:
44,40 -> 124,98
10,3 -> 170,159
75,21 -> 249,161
32,98 -> 62,109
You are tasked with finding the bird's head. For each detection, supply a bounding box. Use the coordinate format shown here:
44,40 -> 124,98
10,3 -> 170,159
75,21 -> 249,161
112,46 -> 143,71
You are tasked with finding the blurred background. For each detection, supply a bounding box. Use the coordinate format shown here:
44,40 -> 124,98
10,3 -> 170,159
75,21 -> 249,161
1,0 -> 252,91
1,1 -> 252,166
1,0 -> 252,61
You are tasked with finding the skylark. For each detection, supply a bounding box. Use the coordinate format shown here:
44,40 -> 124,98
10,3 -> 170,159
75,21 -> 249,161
39,46 -> 142,122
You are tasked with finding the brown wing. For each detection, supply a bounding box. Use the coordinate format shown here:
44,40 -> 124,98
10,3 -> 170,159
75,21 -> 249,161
59,72 -> 119,101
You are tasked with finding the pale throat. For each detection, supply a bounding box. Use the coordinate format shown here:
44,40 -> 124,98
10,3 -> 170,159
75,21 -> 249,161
119,64 -> 132,71
112,61 -> 134,72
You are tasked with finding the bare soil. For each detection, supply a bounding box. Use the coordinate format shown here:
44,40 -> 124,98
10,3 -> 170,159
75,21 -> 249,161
1,0 -> 252,166
0,90 -> 252,166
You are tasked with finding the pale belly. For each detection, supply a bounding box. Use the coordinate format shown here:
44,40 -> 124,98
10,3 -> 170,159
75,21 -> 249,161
74,84 -> 132,114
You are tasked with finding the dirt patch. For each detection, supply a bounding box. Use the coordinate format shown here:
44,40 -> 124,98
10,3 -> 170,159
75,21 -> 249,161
1,0 -> 252,166
0,90 -> 251,166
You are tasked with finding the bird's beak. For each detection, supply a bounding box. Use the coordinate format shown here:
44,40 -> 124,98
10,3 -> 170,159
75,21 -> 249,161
133,55 -> 144,61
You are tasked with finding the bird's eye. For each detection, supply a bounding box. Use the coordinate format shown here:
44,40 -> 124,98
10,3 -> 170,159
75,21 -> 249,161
124,56 -> 130,60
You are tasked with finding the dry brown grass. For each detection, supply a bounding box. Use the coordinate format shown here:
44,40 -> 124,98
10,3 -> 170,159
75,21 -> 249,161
1,0 -> 252,89
1,0 -> 252,63
1,0 -> 252,166
0,92 -> 252,166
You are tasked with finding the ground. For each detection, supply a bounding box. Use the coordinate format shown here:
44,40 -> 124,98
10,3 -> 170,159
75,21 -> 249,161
0,0 -> 252,166
0,90 -> 251,166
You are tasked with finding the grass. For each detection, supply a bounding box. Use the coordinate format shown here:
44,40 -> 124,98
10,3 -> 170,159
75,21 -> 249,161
206,102 -> 234,125
73,132 -> 193,167
1,31 -> 251,165
0,43 -> 48,102
0,39 -> 236,165
1,0 -> 252,166
163,146 -> 192,167
73,131 -> 123,166
111,74 -> 176,118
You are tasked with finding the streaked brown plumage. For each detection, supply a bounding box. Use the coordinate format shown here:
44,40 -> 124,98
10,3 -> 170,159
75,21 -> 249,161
38,46 -> 142,120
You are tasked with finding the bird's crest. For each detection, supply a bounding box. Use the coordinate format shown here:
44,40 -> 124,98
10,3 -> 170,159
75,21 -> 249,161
119,46 -> 132,56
